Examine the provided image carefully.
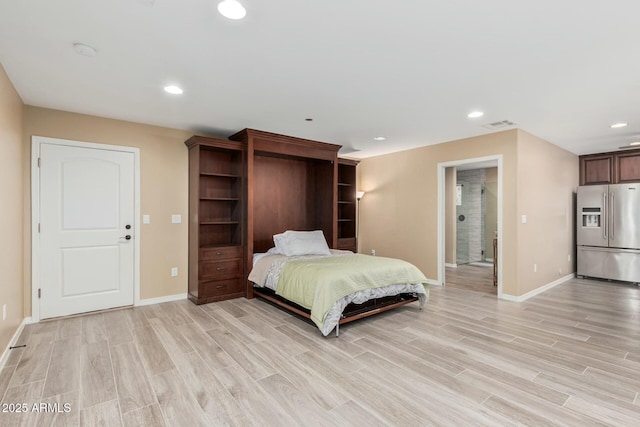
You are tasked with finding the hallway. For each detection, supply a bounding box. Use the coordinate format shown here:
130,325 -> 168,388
445,264 -> 496,295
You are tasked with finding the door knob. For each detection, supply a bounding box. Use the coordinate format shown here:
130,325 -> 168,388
458,215 -> 466,222
125,224 -> 131,230
120,235 -> 132,240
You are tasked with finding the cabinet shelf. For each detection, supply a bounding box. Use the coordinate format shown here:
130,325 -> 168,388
337,159 -> 359,251
200,197 -> 240,201
199,243 -> 240,249
200,172 -> 240,178
200,221 -> 240,225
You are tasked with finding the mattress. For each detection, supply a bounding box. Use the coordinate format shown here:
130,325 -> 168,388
249,251 -> 428,335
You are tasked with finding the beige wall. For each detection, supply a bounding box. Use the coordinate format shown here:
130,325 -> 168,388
516,130 -> 578,295
0,64 -> 24,351
358,129 -> 579,297
485,167 -> 498,259
358,130 -> 520,295
23,107 -> 195,315
444,167 -> 456,265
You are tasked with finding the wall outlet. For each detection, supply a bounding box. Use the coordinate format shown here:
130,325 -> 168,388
533,264 -> 537,273
171,267 -> 178,277
371,249 -> 376,256
143,214 -> 151,224
521,215 -> 527,224
171,214 -> 182,224
2,304 -> 6,321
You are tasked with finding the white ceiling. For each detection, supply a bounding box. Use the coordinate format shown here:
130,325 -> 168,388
2,0 -> 639,159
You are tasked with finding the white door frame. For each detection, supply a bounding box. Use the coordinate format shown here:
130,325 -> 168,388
31,136 -> 141,322
437,155 -> 503,298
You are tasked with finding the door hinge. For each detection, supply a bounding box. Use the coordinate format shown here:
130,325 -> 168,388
38,288 -> 41,299
37,158 -> 41,168
38,223 -> 40,233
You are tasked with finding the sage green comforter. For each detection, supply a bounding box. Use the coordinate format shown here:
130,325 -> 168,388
275,254 -> 428,330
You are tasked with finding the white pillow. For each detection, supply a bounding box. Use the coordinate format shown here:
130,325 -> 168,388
273,230 -> 331,256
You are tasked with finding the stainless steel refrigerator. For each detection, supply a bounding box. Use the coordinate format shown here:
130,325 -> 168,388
577,183 -> 640,283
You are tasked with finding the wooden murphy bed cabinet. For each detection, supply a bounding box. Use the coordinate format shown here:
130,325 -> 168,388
228,129 -> 341,298
185,136 -> 245,304
186,129 -> 361,303
337,159 -> 360,252
580,149 -> 640,185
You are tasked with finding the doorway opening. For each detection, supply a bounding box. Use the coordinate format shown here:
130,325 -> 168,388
437,156 -> 503,297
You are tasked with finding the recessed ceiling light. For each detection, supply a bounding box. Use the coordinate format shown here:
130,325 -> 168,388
630,141 -> 640,146
163,85 -> 183,95
218,0 -> 246,20
467,111 -> 484,118
373,136 -> 386,141
610,122 -> 628,128
73,43 -> 97,57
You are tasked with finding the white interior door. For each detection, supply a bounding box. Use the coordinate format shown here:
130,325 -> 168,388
38,142 -> 135,319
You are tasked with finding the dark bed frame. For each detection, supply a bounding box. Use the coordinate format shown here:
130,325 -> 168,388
252,286 -> 420,337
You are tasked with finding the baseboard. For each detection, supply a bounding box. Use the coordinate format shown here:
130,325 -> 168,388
445,263 -> 457,268
426,278 -> 443,287
136,293 -> 187,306
501,273 -> 575,302
0,317 -> 30,370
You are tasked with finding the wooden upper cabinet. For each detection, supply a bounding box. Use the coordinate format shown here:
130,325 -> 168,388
615,150 -> 640,183
580,154 -> 614,185
579,149 -> 640,185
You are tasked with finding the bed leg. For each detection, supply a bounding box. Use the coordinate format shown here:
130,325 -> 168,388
335,323 -> 340,338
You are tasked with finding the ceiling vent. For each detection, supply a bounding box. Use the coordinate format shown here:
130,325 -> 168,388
483,120 -> 516,130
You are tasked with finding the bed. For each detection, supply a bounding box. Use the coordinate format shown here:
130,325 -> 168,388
248,230 -> 429,336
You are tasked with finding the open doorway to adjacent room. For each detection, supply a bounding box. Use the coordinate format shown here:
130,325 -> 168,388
438,156 -> 502,297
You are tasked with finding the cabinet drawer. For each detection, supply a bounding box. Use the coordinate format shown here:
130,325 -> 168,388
199,258 -> 242,279
200,278 -> 243,298
199,246 -> 243,260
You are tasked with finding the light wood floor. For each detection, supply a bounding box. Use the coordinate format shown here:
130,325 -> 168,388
2,278 -> 640,426
445,263 -> 496,295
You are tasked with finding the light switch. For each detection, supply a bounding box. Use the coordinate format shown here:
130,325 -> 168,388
521,215 -> 527,224
171,214 -> 182,224
143,214 -> 150,224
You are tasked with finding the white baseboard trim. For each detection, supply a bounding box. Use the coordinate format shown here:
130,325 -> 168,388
136,293 -> 187,306
501,273 -> 575,302
0,318 -> 30,370
426,278 -> 443,287
445,263 -> 457,268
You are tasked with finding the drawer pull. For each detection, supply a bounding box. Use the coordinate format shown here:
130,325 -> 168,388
216,267 -> 226,271
216,252 -> 223,256
216,285 -> 226,289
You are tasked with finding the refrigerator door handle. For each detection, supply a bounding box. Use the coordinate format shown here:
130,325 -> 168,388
579,246 -> 640,255
603,192 -> 607,240
610,191 -> 615,241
